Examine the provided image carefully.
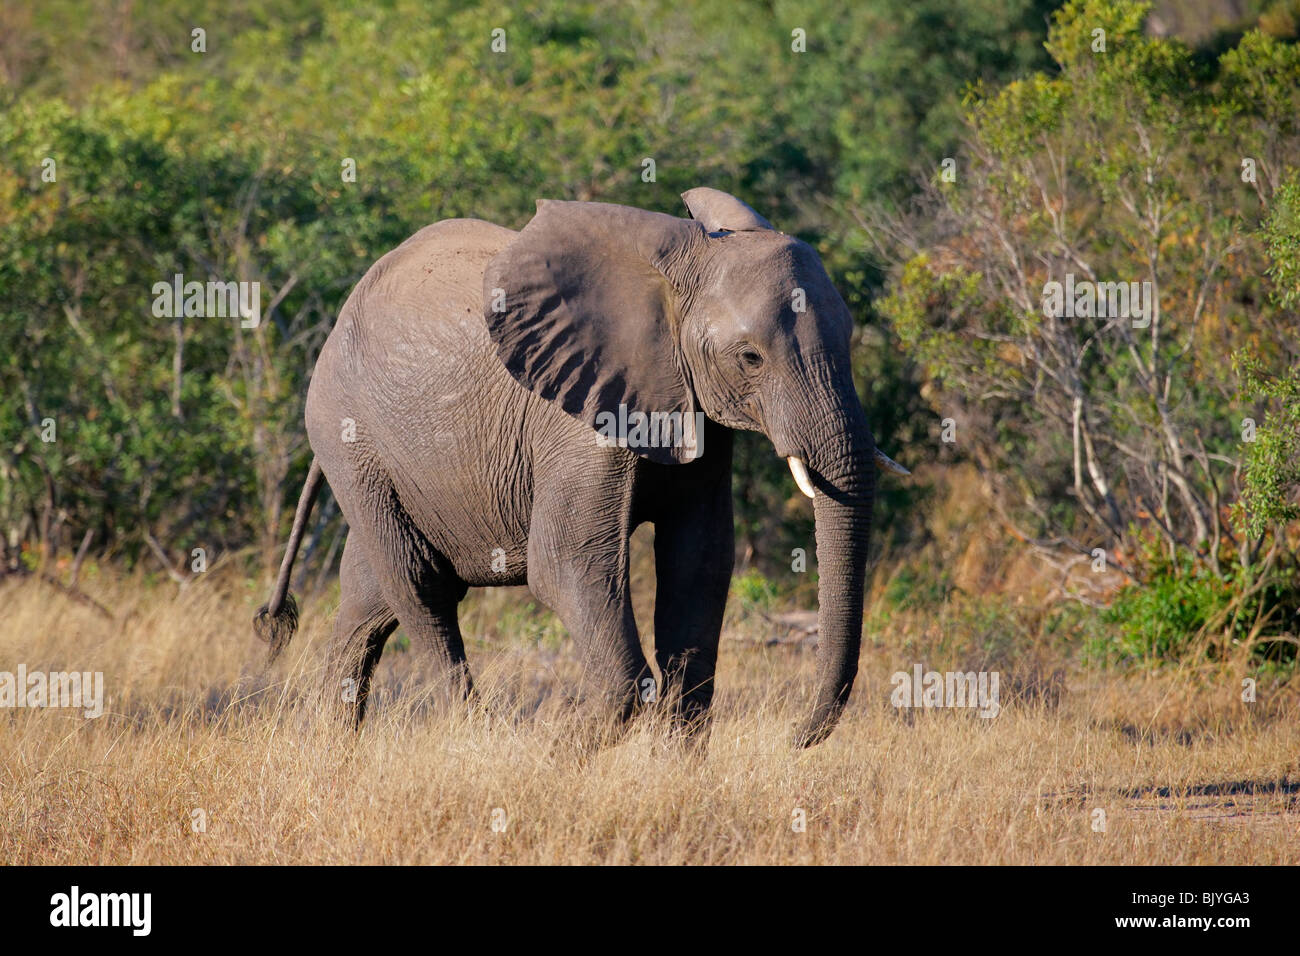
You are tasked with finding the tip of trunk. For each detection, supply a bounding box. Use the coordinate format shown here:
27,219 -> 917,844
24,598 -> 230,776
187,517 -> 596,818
793,710 -> 842,749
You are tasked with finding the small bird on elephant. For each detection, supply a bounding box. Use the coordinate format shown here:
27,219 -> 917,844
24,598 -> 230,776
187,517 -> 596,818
254,187 -> 909,748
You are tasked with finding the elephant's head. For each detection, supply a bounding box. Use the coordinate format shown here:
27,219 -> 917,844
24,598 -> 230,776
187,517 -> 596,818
483,188 -> 907,747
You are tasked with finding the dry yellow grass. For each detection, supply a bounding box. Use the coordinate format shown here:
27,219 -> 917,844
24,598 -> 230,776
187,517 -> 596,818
2,564 -> 1298,865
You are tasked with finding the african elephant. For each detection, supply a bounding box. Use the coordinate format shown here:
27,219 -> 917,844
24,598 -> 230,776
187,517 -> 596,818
254,188 -> 907,747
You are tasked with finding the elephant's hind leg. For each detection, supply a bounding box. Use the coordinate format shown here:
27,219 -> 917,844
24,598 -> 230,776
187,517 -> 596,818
384,580 -> 474,713
324,535 -> 398,729
356,487 -> 475,712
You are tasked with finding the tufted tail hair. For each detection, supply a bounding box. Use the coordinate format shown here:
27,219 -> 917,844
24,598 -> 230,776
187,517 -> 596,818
253,458 -> 324,663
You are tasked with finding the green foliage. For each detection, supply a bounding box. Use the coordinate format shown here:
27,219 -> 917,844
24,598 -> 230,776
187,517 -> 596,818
883,564 -> 954,613
489,600 -> 567,651
0,0 -> 1059,575
1084,554 -> 1300,669
0,95 -> 407,565
729,568 -> 780,616
1089,567 -> 1228,663
880,0 -> 1300,573
1234,352 -> 1300,537
1232,173 -> 1300,539
1261,173 -> 1300,309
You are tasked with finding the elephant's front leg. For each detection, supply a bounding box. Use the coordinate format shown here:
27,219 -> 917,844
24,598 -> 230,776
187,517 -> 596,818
652,467 -> 735,741
527,473 -> 652,744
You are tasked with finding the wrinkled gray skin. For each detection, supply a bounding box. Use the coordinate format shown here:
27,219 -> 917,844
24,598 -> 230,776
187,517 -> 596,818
255,188 -> 886,748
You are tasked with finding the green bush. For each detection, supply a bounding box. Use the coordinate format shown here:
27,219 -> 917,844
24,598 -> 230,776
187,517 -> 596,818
729,568 -> 780,616
883,564 -> 954,613
1084,557 -> 1300,670
492,601 -> 567,651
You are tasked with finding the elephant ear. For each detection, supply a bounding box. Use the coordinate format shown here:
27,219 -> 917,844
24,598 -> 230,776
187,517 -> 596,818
483,200 -> 707,465
681,187 -> 774,233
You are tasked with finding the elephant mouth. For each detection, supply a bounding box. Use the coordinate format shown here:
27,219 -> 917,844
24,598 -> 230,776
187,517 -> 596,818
785,449 -> 910,500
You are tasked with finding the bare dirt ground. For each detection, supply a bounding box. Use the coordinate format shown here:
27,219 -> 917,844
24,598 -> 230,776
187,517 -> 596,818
1,570 -> 1297,865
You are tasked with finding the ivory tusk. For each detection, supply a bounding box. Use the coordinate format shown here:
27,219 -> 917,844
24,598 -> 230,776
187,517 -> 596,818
874,449 -> 911,476
787,456 -> 816,499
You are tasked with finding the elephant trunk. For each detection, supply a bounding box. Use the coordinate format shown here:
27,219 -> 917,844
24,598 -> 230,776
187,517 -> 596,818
792,397 -> 876,748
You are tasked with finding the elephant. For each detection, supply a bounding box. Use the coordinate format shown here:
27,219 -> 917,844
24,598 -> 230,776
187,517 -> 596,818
253,187 -> 908,748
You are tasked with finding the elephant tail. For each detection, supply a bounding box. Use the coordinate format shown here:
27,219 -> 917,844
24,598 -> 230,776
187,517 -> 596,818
253,457 -> 324,663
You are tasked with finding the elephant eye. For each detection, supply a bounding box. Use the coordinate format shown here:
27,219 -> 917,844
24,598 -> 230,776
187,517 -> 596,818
738,347 -> 764,370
